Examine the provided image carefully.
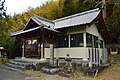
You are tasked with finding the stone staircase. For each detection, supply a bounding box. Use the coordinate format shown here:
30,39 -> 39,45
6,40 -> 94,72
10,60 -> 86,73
4,59 -> 33,71
4,58 -> 49,72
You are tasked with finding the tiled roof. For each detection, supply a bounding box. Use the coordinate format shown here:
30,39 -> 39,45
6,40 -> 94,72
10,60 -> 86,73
11,8 -> 101,37
10,26 -> 60,37
32,15 -> 54,27
53,8 -> 100,29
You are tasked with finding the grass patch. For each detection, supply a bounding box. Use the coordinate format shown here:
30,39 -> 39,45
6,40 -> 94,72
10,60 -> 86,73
109,54 -> 120,57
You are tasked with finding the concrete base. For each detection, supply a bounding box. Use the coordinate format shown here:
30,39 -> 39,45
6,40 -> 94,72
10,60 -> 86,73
83,58 -> 88,61
40,58 -> 46,61
22,57 -> 25,59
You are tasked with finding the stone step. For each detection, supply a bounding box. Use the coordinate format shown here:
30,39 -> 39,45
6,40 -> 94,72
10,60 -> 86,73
5,63 -> 25,71
4,59 -> 33,71
9,60 -> 32,68
5,59 -> 49,71
12,59 -> 33,63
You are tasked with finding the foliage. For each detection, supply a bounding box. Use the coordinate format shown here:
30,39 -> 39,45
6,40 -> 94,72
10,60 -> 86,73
106,2 -> 120,42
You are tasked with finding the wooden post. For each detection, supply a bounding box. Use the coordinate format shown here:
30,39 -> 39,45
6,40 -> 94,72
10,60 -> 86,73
84,32 -> 86,47
50,44 -> 54,65
89,48 -> 92,69
22,39 -> 25,59
41,35 -> 45,59
38,43 -> 41,59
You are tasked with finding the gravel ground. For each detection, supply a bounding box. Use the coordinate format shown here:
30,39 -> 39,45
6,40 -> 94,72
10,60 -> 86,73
25,64 -> 120,80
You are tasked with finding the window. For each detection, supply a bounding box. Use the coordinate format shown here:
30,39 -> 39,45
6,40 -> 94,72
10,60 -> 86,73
58,35 -> 68,47
86,33 -> 92,47
94,36 -> 98,48
100,40 -> 103,48
70,33 -> 83,47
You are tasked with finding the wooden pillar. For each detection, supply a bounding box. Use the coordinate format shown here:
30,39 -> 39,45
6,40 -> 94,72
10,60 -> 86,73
83,32 -> 86,47
68,35 -> 70,48
83,32 -> 87,61
22,39 -> 25,59
41,35 -> 45,59
38,43 -> 41,59
89,48 -> 92,69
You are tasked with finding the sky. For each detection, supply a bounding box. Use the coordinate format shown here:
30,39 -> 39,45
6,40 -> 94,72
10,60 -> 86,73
4,0 -> 49,15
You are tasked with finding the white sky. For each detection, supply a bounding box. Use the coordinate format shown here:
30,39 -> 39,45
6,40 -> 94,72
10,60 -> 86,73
4,0 -> 49,15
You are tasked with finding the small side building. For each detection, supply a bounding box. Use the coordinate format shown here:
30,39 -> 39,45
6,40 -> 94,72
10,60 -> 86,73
11,8 -> 111,66
0,47 -> 5,57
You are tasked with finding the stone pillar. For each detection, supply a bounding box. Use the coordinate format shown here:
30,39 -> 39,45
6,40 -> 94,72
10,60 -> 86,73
50,44 -> 54,65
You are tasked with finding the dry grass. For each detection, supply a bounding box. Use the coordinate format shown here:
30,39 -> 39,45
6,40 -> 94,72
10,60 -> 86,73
25,64 -> 120,80
71,64 -> 120,80
96,64 -> 120,80
26,70 -> 69,80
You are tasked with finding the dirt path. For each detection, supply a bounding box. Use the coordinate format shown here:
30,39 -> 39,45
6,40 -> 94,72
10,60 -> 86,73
0,65 -> 26,80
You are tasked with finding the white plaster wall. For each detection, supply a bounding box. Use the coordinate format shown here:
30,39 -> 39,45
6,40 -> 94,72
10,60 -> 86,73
57,47 -> 87,59
86,24 -> 105,48
45,47 -> 88,59
45,47 -> 103,61
86,24 -> 99,36
86,24 -> 103,40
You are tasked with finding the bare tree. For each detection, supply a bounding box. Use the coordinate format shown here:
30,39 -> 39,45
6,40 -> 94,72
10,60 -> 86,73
102,0 -> 107,20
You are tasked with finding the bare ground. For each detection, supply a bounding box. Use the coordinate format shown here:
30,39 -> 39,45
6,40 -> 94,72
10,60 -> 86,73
25,64 -> 120,80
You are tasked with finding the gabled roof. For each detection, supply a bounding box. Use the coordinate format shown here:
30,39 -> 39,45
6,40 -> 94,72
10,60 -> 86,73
24,8 -> 101,30
53,8 -> 100,29
32,15 -> 54,27
23,15 -> 54,30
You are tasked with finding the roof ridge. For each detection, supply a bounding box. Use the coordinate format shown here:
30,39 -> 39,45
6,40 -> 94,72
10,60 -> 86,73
33,15 -> 54,24
53,8 -> 100,22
